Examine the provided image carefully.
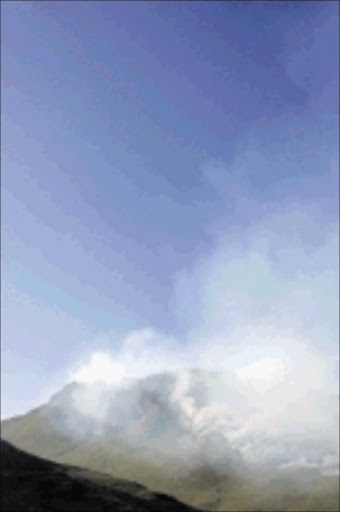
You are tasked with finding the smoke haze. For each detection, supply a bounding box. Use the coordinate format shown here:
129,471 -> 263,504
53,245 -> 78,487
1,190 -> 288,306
66,185 -> 339,475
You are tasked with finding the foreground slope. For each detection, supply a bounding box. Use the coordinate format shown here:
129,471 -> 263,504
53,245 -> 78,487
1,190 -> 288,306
1,439 -> 202,512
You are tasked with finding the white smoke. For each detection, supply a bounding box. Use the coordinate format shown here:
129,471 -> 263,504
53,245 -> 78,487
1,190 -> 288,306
66,187 -> 338,474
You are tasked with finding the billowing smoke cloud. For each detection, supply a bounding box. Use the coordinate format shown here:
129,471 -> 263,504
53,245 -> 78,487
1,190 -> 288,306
71,185 -> 338,384
66,188 -> 339,475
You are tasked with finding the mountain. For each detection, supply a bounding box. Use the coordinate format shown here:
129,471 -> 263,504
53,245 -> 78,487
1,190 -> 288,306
1,438 -> 202,512
2,369 -> 339,511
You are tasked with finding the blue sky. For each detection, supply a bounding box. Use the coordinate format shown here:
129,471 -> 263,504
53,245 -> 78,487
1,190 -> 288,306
1,1 -> 339,418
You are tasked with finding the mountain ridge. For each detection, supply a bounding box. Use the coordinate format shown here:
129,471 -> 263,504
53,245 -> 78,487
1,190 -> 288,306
2,368 -> 339,511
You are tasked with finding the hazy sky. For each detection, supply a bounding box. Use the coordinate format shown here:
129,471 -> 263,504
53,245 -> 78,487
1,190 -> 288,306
2,0 -> 339,419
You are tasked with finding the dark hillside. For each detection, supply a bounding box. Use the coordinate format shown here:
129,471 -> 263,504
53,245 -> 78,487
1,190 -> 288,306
1,439 -> 203,512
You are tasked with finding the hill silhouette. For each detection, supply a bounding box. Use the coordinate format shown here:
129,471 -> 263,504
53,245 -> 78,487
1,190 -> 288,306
1,438 -> 203,512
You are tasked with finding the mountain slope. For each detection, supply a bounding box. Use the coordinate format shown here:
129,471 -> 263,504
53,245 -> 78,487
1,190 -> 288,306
1,439 -> 202,512
2,369 -> 339,511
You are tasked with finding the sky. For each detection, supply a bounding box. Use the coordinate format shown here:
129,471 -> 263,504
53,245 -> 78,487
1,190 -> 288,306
1,0 -> 339,419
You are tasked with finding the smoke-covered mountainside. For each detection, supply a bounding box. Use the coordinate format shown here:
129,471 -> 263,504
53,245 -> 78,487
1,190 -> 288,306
1,439 -> 201,512
2,369 -> 339,511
